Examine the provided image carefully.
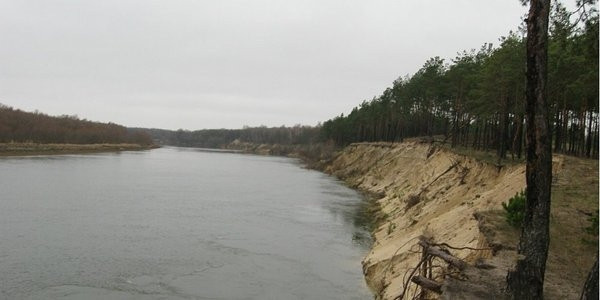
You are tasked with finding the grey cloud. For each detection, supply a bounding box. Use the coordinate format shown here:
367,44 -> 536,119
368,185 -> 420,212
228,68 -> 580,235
0,0 -> 542,130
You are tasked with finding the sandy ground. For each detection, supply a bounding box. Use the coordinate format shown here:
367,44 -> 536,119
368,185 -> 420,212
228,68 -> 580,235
325,142 -> 528,299
323,142 -> 596,299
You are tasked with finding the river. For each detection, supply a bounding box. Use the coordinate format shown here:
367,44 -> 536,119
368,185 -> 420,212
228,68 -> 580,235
0,147 -> 372,299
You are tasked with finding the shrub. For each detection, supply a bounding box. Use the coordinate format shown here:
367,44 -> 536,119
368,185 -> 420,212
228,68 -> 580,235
502,190 -> 526,227
405,194 -> 421,210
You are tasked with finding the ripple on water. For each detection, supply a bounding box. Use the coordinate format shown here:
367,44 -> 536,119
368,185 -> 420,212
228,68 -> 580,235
1,148 -> 372,299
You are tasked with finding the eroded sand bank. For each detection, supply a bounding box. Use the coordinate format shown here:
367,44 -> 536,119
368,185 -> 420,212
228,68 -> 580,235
324,142 -> 528,299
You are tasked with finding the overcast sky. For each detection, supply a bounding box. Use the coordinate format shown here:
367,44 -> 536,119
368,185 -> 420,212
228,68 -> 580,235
0,1 -> 558,130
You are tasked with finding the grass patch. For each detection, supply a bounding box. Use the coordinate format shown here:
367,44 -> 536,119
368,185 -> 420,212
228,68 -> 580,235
585,210 -> 599,236
441,144 -> 525,166
478,155 -> 598,298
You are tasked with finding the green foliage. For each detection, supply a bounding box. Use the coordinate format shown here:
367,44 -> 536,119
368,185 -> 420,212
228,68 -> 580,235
320,4 -> 599,159
502,190 -> 527,227
143,125 -> 322,148
585,210 -> 599,236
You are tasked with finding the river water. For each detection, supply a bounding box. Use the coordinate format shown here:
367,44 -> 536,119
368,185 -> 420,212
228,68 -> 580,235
0,147 -> 372,299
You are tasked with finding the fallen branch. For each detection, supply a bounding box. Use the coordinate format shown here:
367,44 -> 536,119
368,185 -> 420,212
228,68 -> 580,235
411,275 -> 442,294
417,160 -> 459,196
418,240 -> 467,271
398,255 -> 428,300
430,242 -> 493,252
395,237 -> 478,299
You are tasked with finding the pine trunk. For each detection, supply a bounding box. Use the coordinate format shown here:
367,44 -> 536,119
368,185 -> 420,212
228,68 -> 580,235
554,109 -> 561,152
498,96 -> 510,160
586,110 -> 593,158
506,0 -> 552,299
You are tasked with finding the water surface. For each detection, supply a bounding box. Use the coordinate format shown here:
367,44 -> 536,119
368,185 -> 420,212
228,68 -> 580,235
0,147 -> 371,299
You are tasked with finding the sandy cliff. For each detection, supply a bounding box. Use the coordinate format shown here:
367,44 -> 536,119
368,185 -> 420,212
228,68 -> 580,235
225,140 -> 594,299
324,142 -> 528,299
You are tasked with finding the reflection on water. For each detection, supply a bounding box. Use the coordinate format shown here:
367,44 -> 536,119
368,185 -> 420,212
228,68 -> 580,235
172,146 -> 243,154
0,147 -> 372,300
319,183 -> 374,249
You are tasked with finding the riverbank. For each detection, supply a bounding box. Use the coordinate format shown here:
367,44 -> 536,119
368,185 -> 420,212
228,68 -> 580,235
325,142 -> 598,299
323,142 -> 524,299
0,143 -> 158,156
230,140 -> 598,299
225,140 -> 336,169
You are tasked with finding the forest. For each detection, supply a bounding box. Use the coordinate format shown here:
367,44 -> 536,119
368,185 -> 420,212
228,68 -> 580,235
6,4 -> 596,160
139,125 -> 321,148
0,104 -> 153,145
321,3 -> 598,159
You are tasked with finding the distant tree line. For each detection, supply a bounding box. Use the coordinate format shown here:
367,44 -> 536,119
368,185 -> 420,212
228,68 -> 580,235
321,3 -> 598,159
140,125 -> 321,148
0,104 -> 153,145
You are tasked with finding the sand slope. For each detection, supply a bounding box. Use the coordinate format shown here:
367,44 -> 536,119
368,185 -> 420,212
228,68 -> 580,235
325,142 -> 528,299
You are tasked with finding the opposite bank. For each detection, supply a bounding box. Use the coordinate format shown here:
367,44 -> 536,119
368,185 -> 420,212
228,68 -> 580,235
0,143 -> 157,156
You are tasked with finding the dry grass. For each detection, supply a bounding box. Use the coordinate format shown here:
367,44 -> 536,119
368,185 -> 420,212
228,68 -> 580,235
404,194 -> 421,210
544,155 -> 599,298
442,144 -> 525,166
482,155 -> 598,299
453,155 -> 598,299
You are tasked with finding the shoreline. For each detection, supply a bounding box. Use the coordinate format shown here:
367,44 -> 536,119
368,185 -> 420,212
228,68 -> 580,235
221,141 -> 598,299
11,142 -> 593,299
0,143 -> 159,157
323,142 -> 525,299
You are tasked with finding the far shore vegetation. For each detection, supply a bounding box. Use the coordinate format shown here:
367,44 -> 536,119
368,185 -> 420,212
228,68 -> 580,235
0,104 -> 153,147
0,142 -> 157,157
0,104 -> 155,156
